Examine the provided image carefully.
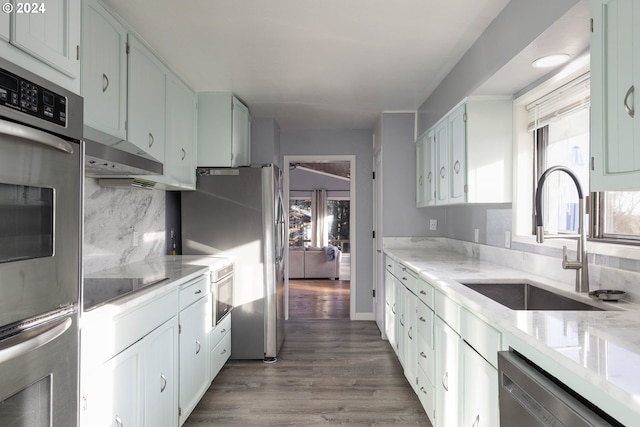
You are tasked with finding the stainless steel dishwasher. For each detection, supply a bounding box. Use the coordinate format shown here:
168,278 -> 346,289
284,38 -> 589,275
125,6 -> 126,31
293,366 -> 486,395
498,351 -> 623,426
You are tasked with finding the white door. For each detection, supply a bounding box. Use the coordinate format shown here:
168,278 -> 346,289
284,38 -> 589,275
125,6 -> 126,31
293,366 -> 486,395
374,150 -> 385,335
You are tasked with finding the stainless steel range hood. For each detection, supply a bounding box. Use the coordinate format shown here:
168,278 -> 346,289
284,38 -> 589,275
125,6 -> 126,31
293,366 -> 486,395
83,127 -> 163,177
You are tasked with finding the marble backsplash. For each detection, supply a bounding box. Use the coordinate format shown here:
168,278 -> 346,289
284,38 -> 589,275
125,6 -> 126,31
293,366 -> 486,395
83,178 -> 166,275
384,237 -> 640,303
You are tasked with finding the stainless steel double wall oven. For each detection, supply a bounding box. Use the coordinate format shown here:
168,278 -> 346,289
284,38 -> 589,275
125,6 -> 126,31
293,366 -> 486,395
0,58 -> 82,426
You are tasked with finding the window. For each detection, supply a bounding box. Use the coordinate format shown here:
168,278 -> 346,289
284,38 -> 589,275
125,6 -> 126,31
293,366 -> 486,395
289,198 -> 351,252
528,72 -> 640,243
289,199 -> 311,247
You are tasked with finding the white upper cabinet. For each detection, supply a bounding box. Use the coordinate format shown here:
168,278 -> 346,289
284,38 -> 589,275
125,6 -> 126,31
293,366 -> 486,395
419,96 -> 512,205
162,74 -> 197,189
127,34 -> 166,163
591,0 -> 640,190
0,0 -> 80,92
198,92 -> 251,167
81,0 -> 127,140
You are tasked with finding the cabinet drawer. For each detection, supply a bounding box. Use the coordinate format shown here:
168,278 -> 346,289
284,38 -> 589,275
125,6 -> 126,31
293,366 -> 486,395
416,303 -> 434,349
179,275 -> 209,310
460,308 -> 501,368
385,255 -> 396,273
210,312 -> 231,350
417,364 -> 435,424
210,329 -> 231,380
416,278 -> 434,308
435,290 -> 460,332
396,264 -> 418,294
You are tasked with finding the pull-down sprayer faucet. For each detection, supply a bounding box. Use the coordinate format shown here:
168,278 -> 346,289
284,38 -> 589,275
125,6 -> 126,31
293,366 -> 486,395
535,165 -> 589,293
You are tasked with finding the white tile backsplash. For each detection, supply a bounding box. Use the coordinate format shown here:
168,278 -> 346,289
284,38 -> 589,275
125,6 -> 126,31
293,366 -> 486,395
83,178 -> 166,275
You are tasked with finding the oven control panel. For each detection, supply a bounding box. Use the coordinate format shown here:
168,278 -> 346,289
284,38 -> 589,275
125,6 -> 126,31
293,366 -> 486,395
0,67 -> 67,127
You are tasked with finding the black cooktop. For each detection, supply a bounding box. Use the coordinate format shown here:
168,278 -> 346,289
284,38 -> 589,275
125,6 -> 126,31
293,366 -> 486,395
83,277 -> 168,311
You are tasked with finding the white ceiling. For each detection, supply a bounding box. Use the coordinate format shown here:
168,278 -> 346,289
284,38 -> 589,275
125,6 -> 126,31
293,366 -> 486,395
103,0 -> 588,130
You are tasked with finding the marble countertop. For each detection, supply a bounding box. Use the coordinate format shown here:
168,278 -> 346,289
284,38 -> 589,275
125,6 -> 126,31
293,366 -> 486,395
81,255 -> 230,322
384,240 -> 640,425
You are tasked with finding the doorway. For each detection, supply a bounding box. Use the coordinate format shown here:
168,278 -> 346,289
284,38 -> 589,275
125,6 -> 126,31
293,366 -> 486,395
284,156 -> 356,320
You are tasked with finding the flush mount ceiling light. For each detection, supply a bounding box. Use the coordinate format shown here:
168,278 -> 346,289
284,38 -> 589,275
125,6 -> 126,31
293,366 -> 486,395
532,54 -> 571,68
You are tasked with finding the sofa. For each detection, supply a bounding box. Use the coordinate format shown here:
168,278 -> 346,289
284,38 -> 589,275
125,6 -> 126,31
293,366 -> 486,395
289,246 -> 341,279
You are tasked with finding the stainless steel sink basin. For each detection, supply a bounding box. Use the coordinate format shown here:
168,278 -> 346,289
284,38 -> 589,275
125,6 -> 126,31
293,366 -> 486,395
460,281 -> 605,311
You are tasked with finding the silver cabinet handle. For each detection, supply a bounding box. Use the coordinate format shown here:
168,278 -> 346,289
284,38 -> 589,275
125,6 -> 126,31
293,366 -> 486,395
102,73 -> 109,93
0,118 -> 74,154
427,171 -> 432,182
148,132 -> 154,148
419,386 -> 428,395
402,276 -> 408,281
419,316 -> 426,322
442,371 -> 449,392
454,160 -> 461,174
420,351 -> 427,359
221,349 -> 227,355
115,415 -> 123,427
392,304 -> 396,314
195,289 -> 202,294
160,373 -> 167,392
407,326 -> 413,340
472,414 -> 480,427
419,175 -> 424,185
400,314 -> 404,326
624,85 -> 635,118
440,166 -> 446,178
195,339 -> 201,355
419,290 -> 427,295
220,328 -> 227,334
181,148 -> 186,160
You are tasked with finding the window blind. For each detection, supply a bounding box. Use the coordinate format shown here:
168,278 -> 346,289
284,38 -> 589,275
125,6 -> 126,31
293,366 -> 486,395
527,72 -> 590,132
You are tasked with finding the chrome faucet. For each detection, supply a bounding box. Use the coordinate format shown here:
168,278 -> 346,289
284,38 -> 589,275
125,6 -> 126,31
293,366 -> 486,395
535,165 -> 589,293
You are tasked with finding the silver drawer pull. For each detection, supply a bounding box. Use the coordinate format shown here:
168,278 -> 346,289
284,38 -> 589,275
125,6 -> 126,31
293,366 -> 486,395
195,339 -> 201,355
148,132 -> 154,148
420,290 -> 427,295
419,316 -> 426,322
442,371 -> 449,392
181,148 -> 186,160
624,85 -> 635,118
420,351 -> 427,359
407,327 -> 413,340
195,289 -> 202,294
221,349 -> 227,355
420,386 -> 428,395
102,73 -> 109,92
115,415 -> 123,427
220,328 -> 227,334
472,414 -> 480,427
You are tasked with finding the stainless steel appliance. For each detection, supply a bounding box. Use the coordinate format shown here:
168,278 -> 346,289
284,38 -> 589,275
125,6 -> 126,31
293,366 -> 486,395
211,263 -> 234,325
182,165 -> 286,361
0,57 -> 82,426
498,351 -> 623,426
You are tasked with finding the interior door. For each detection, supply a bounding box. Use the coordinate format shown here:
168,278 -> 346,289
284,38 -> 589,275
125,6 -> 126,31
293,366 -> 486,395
374,150 -> 385,336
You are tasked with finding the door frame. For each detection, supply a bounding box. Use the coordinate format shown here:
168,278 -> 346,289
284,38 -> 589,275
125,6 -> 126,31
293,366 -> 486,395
283,155 -> 356,320
373,148 -> 385,337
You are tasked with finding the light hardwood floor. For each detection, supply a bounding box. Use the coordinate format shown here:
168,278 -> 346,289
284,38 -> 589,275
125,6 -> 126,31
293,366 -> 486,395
288,279 -> 350,319
184,319 -> 432,426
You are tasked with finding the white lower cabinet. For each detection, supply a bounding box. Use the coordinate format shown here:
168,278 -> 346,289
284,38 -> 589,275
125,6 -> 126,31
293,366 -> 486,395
144,317 -> 179,427
461,342 -> 499,427
179,293 -> 211,425
434,316 -> 460,427
384,254 -> 502,427
210,313 -> 232,381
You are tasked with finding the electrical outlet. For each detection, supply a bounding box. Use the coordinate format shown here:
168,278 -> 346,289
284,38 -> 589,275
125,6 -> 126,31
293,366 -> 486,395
132,231 -> 139,247
505,231 -> 511,248
429,219 -> 437,231
474,229 -> 479,243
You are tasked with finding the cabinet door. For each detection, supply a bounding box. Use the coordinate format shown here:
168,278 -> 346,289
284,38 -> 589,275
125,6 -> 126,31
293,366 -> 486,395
448,104 -> 467,204
12,0 -> 80,78
81,0 -> 127,140
425,130 -> 436,206
434,120 -> 449,205
434,317 -> 460,427
384,269 -> 396,347
394,279 -> 405,362
231,97 -> 250,167
404,289 -> 417,389
416,302 -> 435,385
84,342 -> 143,427
165,74 -> 196,188
144,317 -> 178,427
128,34 -> 165,163
416,131 -> 435,207
591,0 -> 640,190
179,295 -> 210,424
462,342 -> 499,427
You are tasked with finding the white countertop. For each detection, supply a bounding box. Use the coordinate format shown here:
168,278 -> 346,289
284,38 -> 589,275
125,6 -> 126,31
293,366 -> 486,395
81,255 -> 230,321
384,240 -> 640,425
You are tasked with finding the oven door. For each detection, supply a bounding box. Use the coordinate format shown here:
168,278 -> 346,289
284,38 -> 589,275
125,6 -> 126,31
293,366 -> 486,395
0,312 -> 78,426
0,119 -> 81,326
216,273 -> 233,324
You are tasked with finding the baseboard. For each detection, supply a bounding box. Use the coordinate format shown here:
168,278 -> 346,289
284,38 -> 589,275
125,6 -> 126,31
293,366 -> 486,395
352,312 -> 375,321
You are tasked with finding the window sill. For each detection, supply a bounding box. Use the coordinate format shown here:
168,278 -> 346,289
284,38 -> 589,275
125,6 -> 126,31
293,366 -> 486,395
513,234 -> 640,262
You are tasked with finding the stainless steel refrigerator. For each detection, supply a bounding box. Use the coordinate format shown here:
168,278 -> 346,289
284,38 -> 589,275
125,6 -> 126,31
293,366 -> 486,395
181,165 -> 286,361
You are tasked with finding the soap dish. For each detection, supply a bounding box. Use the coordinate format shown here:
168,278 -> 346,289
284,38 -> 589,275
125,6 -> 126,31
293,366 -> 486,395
589,289 -> 626,302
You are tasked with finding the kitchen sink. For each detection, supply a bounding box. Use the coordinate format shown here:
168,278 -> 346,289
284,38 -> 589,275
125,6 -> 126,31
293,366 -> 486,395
459,281 -> 606,311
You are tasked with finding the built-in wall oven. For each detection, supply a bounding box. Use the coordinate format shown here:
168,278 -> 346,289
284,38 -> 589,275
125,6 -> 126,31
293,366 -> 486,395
0,57 -> 82,426
212,263 -> 234,325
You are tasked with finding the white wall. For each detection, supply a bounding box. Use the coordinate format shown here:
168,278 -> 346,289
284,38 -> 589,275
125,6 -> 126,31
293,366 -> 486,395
280,129 -> 373,316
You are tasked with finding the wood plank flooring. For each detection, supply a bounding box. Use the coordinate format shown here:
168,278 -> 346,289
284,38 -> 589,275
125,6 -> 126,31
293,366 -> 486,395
185,319 -> 431,426
288,279 -> 350,319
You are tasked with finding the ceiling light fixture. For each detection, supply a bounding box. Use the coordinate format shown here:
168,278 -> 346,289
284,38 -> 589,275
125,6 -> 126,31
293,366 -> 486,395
532,54 -> 571,68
